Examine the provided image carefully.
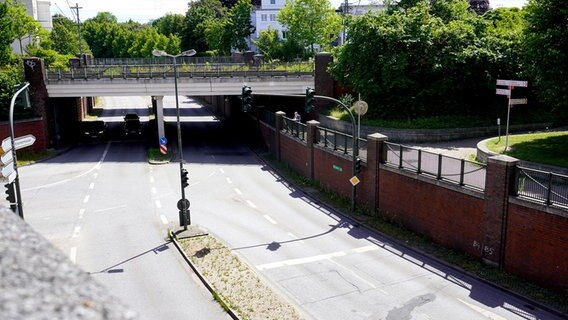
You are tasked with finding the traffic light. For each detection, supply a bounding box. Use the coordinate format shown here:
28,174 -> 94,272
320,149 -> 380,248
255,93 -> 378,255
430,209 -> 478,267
5,183 -> 16,212
242,85 -> 253,112
355,157 -> 362,174
181,168 -> 189,188
305,87 -> 315,113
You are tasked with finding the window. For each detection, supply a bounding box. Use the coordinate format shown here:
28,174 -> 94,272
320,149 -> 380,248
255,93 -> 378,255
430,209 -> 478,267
270,0 -> 275,4
269,14 -> 276,21
261,14 -> 267,22
282,31 -> 288,39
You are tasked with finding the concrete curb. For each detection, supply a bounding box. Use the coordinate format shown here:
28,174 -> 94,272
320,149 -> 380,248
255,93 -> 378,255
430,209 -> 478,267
168,230 -> 241,320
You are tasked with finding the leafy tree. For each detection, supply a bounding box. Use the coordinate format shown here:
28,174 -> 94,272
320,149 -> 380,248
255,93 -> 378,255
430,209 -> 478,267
523,0 -> 568,123
152,13 -> 185,37
203,18 -> 231,54
227,0 -> 254,51
0,2 -> 16,64
277,0 -> 340,53
254,27 -> 282,60
181,0 -> 227,53
6,0 -> 42,55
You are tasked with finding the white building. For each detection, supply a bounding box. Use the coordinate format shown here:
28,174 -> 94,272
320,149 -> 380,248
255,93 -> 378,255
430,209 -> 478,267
249,0 -> 287,52
10,0 -> 52,54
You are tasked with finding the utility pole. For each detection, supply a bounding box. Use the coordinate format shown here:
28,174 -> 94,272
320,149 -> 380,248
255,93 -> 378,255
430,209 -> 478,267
70,3 -> 83,65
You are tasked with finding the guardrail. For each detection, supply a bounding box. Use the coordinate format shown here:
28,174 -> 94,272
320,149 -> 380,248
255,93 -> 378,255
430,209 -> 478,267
384,142 -> 486,190
314,126 -> 367,160
45,62 -> 314,82
516,166 -> 568,208
282,117 -> 307,141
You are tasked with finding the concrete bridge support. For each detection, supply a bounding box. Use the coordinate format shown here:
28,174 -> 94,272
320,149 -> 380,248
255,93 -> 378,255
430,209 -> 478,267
153,96 -> 166,140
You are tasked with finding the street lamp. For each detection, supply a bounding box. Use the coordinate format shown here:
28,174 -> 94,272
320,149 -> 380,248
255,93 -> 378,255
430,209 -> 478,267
152,49 -> 196,230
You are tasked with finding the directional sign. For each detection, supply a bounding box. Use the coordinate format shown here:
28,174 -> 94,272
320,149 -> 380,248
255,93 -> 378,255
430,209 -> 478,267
497,79 -> 528,87
0,151 -> 13,165
1,137 -> 12,154
496,88 -> 511,96
510,98 -> 528,105
0,171 -> 17,184
159,136 -> 167,145
14,134 -> 35,150
1,161 -> 14,178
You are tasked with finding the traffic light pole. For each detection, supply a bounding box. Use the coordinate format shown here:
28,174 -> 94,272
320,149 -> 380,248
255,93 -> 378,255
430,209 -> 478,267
8,82 -> 30,219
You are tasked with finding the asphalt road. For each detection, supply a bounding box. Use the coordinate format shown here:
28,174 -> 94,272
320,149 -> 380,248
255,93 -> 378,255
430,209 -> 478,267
8,96 -> 564,320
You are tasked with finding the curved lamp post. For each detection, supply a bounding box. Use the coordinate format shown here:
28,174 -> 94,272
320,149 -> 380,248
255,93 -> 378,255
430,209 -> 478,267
152,49 -> 196,230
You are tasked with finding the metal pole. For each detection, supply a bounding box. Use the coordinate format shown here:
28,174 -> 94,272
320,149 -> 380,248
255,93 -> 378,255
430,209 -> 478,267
505,96 -> 511,153
9,83 -> 30,219
173,56 -> 189,228
71,3 -> 83,64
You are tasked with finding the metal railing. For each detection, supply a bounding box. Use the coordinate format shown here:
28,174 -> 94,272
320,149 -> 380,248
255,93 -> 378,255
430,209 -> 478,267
282,117 -> 307,141
516,166 -> 568,208
45,62 -> 314,82
384,142 -> 486,190
316,126 -> 353,155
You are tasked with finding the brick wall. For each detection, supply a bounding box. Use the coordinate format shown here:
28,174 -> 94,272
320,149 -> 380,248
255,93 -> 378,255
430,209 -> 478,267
280,135 -> 308,177
505,202 -> 568,288
0,119 -> 47,151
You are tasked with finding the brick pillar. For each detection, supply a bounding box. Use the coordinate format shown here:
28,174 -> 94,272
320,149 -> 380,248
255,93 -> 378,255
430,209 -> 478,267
23,58 -> 52,148
306,120 -> 320,181
275,111 -> 285,161
482,155 -> 519,268
366,133 -> 388,213
314,52 -> 334,113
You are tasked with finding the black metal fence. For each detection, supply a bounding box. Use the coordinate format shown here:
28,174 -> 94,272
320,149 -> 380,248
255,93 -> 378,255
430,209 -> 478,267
516,166 -> 568,208
45,62 -> 314,81
384,142 -> 486,190
282,117 -> 307,141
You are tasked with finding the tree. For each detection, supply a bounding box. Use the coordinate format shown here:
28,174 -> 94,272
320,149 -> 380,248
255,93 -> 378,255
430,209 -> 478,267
152,13 -> 185,37
254,27 -> 282,60
227,0 -> 254,52
181,0 -> 227,53
0,2 -> 16,64
524,0 -> 568,124
6,0 -> 42,55
277,0 -> 340,53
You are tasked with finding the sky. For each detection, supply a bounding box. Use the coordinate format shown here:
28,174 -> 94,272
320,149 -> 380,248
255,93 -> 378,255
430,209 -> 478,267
51,0 -> 528,23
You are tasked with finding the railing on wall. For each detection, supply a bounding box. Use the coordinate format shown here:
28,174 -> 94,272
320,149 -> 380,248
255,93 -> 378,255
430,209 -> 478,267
282,117 -> 307,141
384,142 -> 487,190
45,62 -> 314,81
516,166 -> 568,208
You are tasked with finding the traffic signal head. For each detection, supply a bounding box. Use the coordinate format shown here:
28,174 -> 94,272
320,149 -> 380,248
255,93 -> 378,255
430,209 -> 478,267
305,87 -> 315,113
181,168 -> 189,188
5,183 -> 16,212
242,85 -> 253,112
355,157 -> 362,174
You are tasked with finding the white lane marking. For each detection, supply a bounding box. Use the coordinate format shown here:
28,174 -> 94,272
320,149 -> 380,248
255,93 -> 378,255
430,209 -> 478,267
94,205 -> 126,213
219,168 -> 225,174
247,200 -> 257,209
263,214 -> 277,225
78,208 -> 85,219
83,195 -> 90,203
150,176 -> 155,183
70,247 -> 77,264
93,172 -> 99,179
72,226 -> 81,238
208,171 -> 216,177
226,177 -> 232,184
89,182 -> 95,190
160,215 -> 168,225
287,232 -> 304,243
457,298 -> 507,320
151,187 -> 157,195
23,142 -> 111,191
155,200 -> 162,209
234,188 -> 242,195
352,245 -> 379,253
257,251 -> 347,270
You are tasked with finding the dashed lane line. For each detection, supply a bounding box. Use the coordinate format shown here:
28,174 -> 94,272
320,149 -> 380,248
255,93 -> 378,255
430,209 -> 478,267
155,200 -> 162,209
263,214 -> 277,225
70,247 -> 77,264
257,251 -> 347,270
234,188 -> 242,195
160,215 -> 168,225
83,195 -> 90,203
89,182 -> 94,190
226,177 -> 232,184
247,200 -> 257,209
72,226 -> 81,238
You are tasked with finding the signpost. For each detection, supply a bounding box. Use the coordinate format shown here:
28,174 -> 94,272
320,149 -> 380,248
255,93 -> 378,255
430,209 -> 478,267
159,137 -> 168,155
496,79 -> 528,152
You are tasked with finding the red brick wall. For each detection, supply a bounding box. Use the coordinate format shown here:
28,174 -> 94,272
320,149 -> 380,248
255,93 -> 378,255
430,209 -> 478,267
0,119 -> 47,151
505,203 -> 568,288
379,168 -> 485,257
280,135 -> 308,177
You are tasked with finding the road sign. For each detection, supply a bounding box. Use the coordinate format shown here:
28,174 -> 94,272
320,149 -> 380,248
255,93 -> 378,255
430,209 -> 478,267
497,79 -> 528,87
14,134 -> 35,150
1,161 -> 14,178
0,151 -> 13,165
160,144 -> 168,155
353,101 -> 368,116
159,137 -> 167,145
510,98 -> 528,105
1,137 -> 12,154
496,89 -> 511,96
349,176 -> 360,186
0,171 -> 17,184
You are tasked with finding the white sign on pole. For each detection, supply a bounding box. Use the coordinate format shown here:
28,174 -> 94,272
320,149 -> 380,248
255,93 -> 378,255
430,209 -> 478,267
496,89 -> 511,96
14,134 -> 36,150
0,151 -> 13,165
496,79 -> 528,87
0,170 -> 17,183
1,161 -> 14,177
1,137 -> 12,153
510,98 -> 528,105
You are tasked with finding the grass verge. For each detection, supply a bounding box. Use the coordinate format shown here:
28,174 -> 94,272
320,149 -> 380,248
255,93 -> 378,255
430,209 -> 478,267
147,148 -> 171,163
